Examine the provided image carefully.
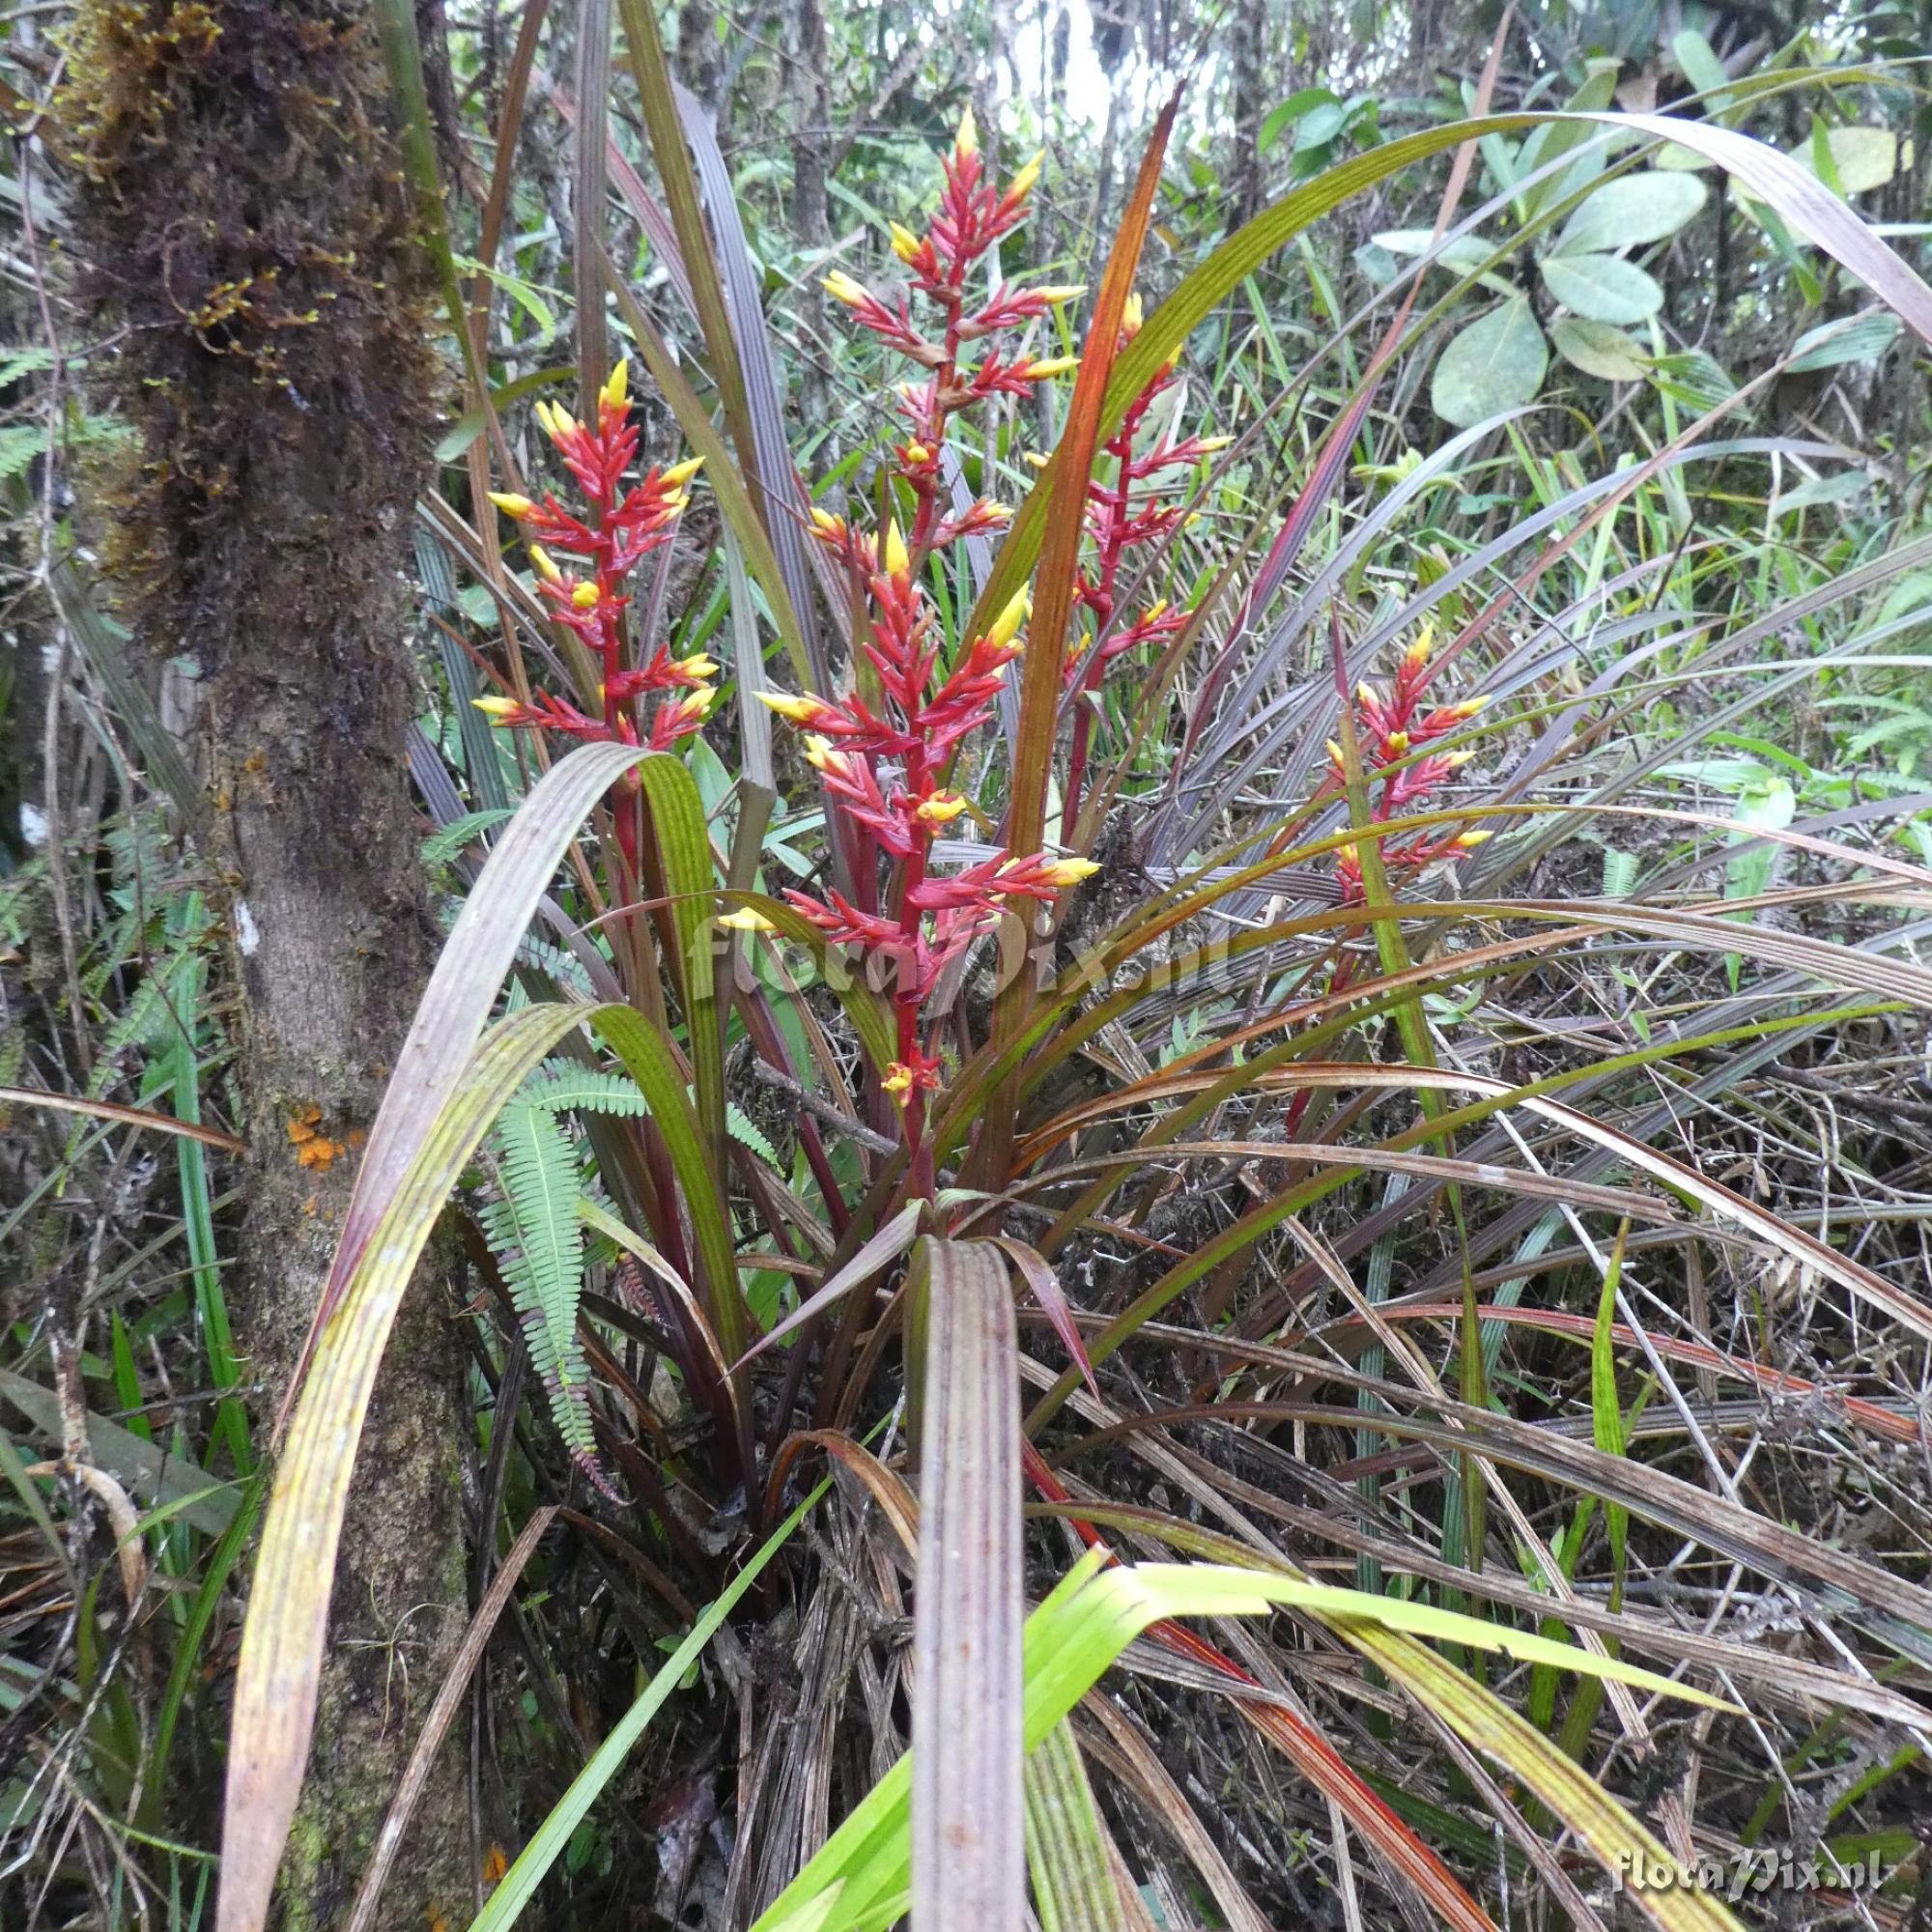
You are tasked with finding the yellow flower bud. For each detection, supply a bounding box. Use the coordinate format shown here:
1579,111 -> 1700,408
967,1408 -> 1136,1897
1033,283 -> 1086,304
528,545 -> 562,584
1006,149 -> 1044,199
1384,729 -> 1409,756
487,491 -> 533,520
1356,682 -> 1380,708
1023,451 -> 1050,469
915,791 -> 968,826
1194,435 -> 1234,454
1041,857 -> 1101,888
809,506 -> 844,535
758,691 -> 825,724
903,441 -> 932,466
954,107 -> 980,158
890,221 -> 924,265
675,653 -> 719,680
986,584 -> 1031,652
822,269 -> 869,309
882,519 -> 909,579
1405,624 -> 1435,668
1453,829 -> 1492,849
1325,739 -> 1346,767
1026,355 -> 1078,379
882,1062 -> 916,1100
571,582 -> 601,610
718,906 -> 777,933
599,356 -> 630,413
472,695 -> 520,721
1122,291 -> 1144,337
661,455 -> 706,488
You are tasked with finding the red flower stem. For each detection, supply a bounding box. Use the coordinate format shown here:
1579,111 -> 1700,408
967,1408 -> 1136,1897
1060,418 -> 1139,845
908,268 -> 966,570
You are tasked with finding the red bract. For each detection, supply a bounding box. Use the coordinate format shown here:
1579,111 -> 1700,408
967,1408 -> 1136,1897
472,359 -> 712,756
729,111 -> 1107,1184
1060,291 -> 1228,842
751,521 -> 1096,1175
821,110 -> 1081,558
1322,627 -> 1491,908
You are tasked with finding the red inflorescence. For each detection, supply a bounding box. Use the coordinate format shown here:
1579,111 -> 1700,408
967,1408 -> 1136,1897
474,361 -> 714,755
737,112 -> 1100,1144
1065,292 -> 1226,688
1057,290 -> 1228,839
749,526 -> 1094,1115
819,108 -> 1080,558
1323,628 -> 1492,908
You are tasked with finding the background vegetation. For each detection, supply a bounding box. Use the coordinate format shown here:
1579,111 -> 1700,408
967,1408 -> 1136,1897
3,2 -> 1931,1929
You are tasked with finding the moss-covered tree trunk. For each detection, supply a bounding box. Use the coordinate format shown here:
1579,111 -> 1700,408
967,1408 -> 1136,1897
66,5 -> 469,1924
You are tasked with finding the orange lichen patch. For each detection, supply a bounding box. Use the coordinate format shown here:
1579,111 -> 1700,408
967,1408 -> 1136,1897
242,749 -> 267,774
482,1844 -> 508,1886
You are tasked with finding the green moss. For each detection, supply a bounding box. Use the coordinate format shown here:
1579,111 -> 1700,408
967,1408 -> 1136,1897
57,0 -> 439,657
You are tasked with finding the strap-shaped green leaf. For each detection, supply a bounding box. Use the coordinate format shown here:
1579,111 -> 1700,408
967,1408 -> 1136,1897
636,752 -> 727,1175
593,1003 -> 747,1365
221,1000 -> 602,1932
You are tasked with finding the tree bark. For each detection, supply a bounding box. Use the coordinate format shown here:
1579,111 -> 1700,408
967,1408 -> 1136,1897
1229,0 -> 1267,227
787,0 -> 833,430
677,0 -> 724,113
64,5 -> 468,1925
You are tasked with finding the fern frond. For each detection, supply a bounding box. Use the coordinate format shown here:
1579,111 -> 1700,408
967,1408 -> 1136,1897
479,1101 -> 614,1496
518,1059 -> 781,1178
728,1103 -> 781,1171
516,1062 -> 648,1116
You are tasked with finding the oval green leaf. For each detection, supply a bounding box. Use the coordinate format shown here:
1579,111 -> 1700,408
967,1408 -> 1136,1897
1551,316 -> 1647,382
1808,125 -> 1898,196
1738,126 -> 1899,205
1553,171 -> 1707,255
1787,311 -> 1902,372
1431,298 -> 1548,428
1540,251 -> 1664,324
